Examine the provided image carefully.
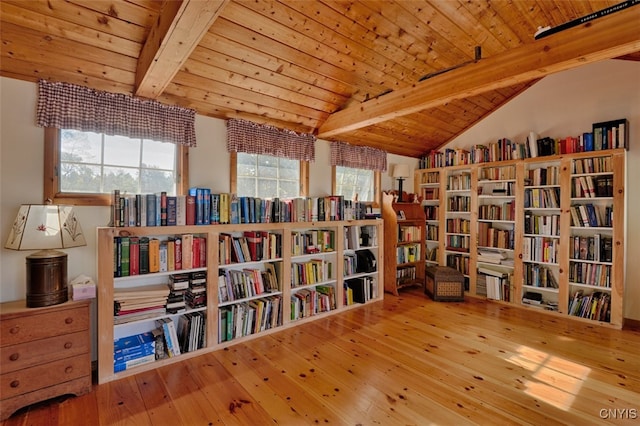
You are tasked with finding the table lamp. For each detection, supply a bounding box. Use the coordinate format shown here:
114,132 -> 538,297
5,204 -> 86,307
392,164 -> 410,202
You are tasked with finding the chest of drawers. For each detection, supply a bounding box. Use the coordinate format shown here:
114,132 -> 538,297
0,299 -> 92,421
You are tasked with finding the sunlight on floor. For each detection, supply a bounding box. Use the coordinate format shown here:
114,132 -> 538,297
504,345 -> 591,411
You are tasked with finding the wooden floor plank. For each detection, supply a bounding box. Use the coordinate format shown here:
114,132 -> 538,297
3,290 -> 640,425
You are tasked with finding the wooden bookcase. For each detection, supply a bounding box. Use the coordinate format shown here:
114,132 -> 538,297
382,192 -> 426,296
97,219 -> 383,383
414,149 -> 626,328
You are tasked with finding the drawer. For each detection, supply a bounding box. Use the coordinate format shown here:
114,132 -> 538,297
0,331 -> 89,373
1,306 -> 89,346
1,353 -> 90,399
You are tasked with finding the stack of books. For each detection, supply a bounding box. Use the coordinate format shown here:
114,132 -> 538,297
114,284 -> 170,324
114,332 -> 155,372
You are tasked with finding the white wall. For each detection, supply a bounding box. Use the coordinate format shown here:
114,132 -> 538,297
444,59 -> 640,321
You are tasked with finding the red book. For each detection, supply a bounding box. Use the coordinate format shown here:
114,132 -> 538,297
199,237 -> 207,267
129,237 -> 140,275
192,236 -> 201,268
244,231 -> 260,261
186,195 -> 196,226
174,237 -> 182,270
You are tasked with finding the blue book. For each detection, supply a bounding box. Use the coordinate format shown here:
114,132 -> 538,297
146,194 -> 157,226
114,332 -> 155,354
583,132 -> 594,152
202,189 -> 211,225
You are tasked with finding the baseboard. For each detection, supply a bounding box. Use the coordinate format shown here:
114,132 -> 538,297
623,317 -> 640,331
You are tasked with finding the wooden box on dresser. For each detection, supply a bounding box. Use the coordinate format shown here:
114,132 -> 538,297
414,148 -> 626,329
0,299 -> 92,421
97,219 -> 383,384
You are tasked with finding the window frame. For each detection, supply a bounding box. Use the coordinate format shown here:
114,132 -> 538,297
229,151 -> 309,198
44,127 -> 189,206
331,165 -> 381,207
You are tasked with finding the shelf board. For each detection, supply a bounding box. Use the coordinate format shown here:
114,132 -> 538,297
568,282 -> 612,290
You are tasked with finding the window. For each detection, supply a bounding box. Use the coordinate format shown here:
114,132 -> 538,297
236,153 -> 300,198
334,166 -> 377,203
44,128 -> 188,206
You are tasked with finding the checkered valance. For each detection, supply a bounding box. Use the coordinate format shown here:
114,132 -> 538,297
226,119 -> 315,161
36,80 -> 197,147
330,141 -> 387,172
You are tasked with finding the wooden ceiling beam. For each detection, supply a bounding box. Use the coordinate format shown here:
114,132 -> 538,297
318,6 -> 640,139
135,0 -> 229,99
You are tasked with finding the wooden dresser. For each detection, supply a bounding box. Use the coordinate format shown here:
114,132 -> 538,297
0,299 -> 92,421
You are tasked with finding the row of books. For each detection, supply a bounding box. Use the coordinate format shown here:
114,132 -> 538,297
524,213 -> 560,236
569,262 -> 612,288
522,236 -> 558,264
344,225 -> 378,250
479,165 -> 516,181
446,217 -> 471,234
478,202 -> 515,221
572,175 -> 613,198
447,195 -> 471,212
114,234 -> 206,278
477,225 -> 514,250
291,259 -> 334,287
447,173 -> 471,190
218,231 -> 282,265
344,276 -> 377,305
524,187 -> 560,209
571,234 -> 613,263
218,296 -> 283,343
573,156 -> 613,174
424,205 -> 439,221
217,263 -> 281,304
398,225 -> 422,242
292,229 -> 335,255
422,187 -> 439,200
570,204 -> 613,228
396,265 -> 416,285
525,166 -> 560,186
113,189 -> 373,227
396,243 -> 422,263
523,264 -> 559,289
426,224 -> 439,241
478,181 -> 515,196
417,118 -> 627,169
477,271 -> 513,302
569,291 -> 610,322
291,285 -> 337,320
446,253 -> 471,276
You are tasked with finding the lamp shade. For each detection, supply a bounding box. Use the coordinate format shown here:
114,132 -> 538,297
392,164 -> 410,178
5,204 -> 86,251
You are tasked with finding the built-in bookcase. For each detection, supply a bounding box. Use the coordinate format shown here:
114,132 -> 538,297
419,170 -> 442,267
97,219 -> 383,383
413,149 -> 626,328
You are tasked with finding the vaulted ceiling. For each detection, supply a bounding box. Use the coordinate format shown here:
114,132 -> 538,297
1,1 -> 639,158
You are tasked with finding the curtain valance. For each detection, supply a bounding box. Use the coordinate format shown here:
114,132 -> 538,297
36,80 -> 197,147
226,119 -> 315,161
330,141 -> 387,172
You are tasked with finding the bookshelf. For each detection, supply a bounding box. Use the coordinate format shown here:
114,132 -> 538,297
418,170 -> 442,267
382,192 -> 426,296
414,149 -> 626,328
97,219 -> 383,383
476,164 -> 517,302
444,167 -> 474,291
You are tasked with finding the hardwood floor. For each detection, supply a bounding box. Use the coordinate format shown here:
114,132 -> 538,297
4,289 -> 640,425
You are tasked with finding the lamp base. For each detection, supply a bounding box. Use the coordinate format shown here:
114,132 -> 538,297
26,250 -> 68,308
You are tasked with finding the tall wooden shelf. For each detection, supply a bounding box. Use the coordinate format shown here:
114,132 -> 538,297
382,192 -> 426,296
414,149 -> 626,328
97,219 -> 383,383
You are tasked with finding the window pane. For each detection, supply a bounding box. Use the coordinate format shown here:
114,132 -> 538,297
103,167 -> 139,194
336,166 -> 374,202
59,164 -> 101,192
237,153 -> 300,198
104,135 -> 140,167
142,139 -> 175,169
59,130 -> 177,195
60,130 -> 102,164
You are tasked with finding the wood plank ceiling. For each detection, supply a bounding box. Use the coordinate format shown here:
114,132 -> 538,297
1,0 -> 639,158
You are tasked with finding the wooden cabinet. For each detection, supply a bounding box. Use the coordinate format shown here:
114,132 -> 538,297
0,299 -> 91,421
382,192 -> 426,295
414,149 -> 626,328
97,219 -> 383,383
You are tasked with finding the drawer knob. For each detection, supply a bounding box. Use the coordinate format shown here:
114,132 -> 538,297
9,353 -> 20,361
64,342 -> 73,349
9,326 -> 19,334
65,317 -> 74,325
10,380 -> 20,388
65,366 -> 73,374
